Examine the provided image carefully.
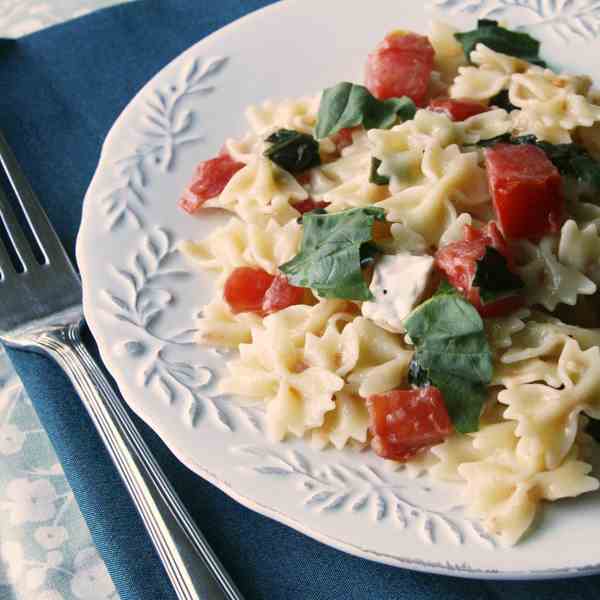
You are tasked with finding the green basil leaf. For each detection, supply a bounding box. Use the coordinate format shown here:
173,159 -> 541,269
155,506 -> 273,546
264,128 -> 321,173
404,290 -> 493,433
455,19 -> 545,66
489,89 -> 517,112
279,207 -> 385,301
369,157 -> 390,185
473,246 -> 524,304
359,241 -> 380,268
425,369 -> 489,434
315,82 -> 416,139
407,358 -> 431,387
586,418 -> 600,444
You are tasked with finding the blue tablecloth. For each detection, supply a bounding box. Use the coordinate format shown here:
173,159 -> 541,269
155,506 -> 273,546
1,1 -> 599,598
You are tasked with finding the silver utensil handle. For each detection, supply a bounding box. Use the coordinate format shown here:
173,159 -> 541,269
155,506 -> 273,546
32,320 -> 244,600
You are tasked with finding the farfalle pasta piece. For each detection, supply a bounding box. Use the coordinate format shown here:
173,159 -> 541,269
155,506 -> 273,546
206,156 -> 307,225
433,416 -> 598,545
485,308 -> 530,351
195,299 -> 262,348
458,442 -> 597,545
342,317 -> 413,398
245,95 -> 321,136
429,20 -> 467,84
450,44 -> 525,101
492,357 -> 561,389
558,219 -> 600,284
376,144 -> 487,244
515,237 -> 596,311
180,218 -> 302,283
509,68 -> 599,143
220,302 -> 357,440
310,389 -> 369,450
499,339 -> 600,469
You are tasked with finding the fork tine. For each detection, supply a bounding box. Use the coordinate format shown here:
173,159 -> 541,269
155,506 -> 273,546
0,236 -> 15,280
0,184 -> 37,271
0,130 -> 67,266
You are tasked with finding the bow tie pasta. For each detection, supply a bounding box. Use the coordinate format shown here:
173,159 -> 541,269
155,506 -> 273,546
179,19 -> 600,545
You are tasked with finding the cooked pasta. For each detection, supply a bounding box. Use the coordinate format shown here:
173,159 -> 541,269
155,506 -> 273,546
180,20 -> 600,545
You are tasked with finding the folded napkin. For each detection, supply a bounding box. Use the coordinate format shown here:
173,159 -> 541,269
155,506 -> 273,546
1,2 -> 599,598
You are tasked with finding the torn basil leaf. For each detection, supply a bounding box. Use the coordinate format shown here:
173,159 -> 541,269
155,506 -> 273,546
279,207 -> 385,301
489,89 -> 517,112
315,82 -> 416,139
473,246 -> 524,304
404,287 -> 493,433
264,128 -> 321,173
369,157 -> 390,185
455,19 -> 545,66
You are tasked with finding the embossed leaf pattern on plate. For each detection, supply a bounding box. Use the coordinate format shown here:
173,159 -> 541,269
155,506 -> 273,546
234,446 -> 496,547
100,56 -> 227,230
432,0 -> 600,40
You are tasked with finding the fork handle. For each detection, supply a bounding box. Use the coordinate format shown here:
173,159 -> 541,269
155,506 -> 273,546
33,320 -> 244,600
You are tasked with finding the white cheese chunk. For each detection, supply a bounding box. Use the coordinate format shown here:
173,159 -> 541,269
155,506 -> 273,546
361,253 -> 435,333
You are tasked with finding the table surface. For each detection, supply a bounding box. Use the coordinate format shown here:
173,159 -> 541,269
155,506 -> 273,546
0,3 -> 129,598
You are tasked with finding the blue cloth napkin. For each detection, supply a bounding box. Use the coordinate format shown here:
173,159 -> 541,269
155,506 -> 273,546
1,2 -> 599,598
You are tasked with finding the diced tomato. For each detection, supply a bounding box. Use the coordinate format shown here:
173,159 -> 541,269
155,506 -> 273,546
331,127 -> 355,152
262,275 -> 306,314
365,31 -> 435,106
294,172 -> 313,185
179,152 -> 245,214
484,144 -> 564,240
224,267 -> 306,315
429,97 -> 489,121
435,222 -> 523,317
367,387 -> 453,462
292,198 -> 330,214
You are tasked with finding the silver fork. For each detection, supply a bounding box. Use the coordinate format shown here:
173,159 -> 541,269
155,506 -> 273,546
0,130 -> 245,600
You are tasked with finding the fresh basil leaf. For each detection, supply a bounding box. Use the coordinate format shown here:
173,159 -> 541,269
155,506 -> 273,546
434,279 -> 458,296
571,154 -> 600,190
279,207 -> 386,301
475,132 -> 514,147
473,246 -> 524,304
586,418 -> 600,444
404,291 -> 493,433
264,128 -> 321,173
489,89 -> 517,112
359,241 -> 380,268
315,82 -> 416,139
425,369 -> 489,434
408,358 -> 431,387
369,157 -> 390,185
455,19 -> 545,67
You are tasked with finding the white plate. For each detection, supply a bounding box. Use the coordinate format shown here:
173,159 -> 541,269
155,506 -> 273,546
76,0 -> 600,579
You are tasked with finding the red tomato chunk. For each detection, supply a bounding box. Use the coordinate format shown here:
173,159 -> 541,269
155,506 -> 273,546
367,387 -> 453,462
365,31 -> 435,106
484,144 -> 564,240
330,127 -> 355,153
435,223 -> 523,318
224,267 -> 305,315
224,267 -> 275,314
179,152 -> 245,214
292,198 -> 330,214
429,97 -> 489,121
263,275 -> 306,314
